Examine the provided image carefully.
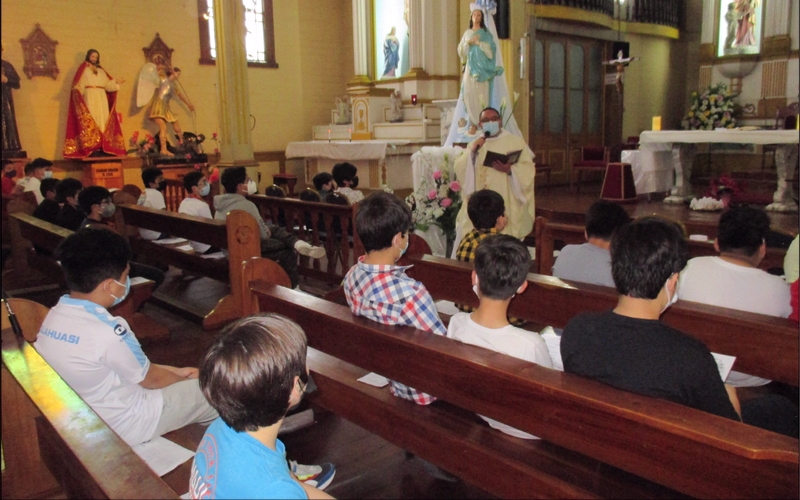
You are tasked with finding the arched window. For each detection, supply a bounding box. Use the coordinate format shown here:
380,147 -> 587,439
198,0 -> 277,68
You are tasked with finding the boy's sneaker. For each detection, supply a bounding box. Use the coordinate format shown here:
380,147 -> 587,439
294,240 -> 326,259
289,461 -> 336,490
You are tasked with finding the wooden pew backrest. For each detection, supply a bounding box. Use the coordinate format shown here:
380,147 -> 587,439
250,283 -> 799,499
406,255 -> 799,386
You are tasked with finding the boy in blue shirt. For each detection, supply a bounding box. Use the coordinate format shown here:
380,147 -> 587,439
191,314 -> 335,499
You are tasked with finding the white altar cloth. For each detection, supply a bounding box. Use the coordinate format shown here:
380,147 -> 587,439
286,140 -> 410,161
621,150 -> 673,195
639,129 -> 799,145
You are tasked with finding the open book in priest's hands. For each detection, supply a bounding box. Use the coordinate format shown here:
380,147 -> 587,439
482,149 -> 523,167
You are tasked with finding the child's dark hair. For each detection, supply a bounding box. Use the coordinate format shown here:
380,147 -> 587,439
39,178 -> 59,198
78,185 -> 111,215
141,167 -> 164,188
610,216 -> 688,299
55,178 -> 83,203
467,189 -> 505,230
331,162 -> 357,186
717,205 -> 770,257
183,170 -> 204,192
313,172 -> 334,191
356,192 -> 412,253
221,166 -> 247,194
474,234 -> 530,300
55,228 -> 132,293
585,200 -> 631,240
24,158 -> 51,176
200,314 -> 308,432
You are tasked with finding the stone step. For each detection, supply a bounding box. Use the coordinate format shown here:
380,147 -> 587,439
372,120 -> 441,142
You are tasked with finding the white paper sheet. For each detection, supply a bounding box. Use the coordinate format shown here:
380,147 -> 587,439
131,436 -> 194,476
357,372 -> 390,388
130,276 -> 151,286
712,353 -> 736,381
200,251 -> 226,259
152,237 -> 188,245
175,244 -> 194,252
434,300 -> 460,316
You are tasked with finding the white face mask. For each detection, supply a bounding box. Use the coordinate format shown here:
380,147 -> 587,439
394,234 -> 409,260
661,278 -> 678,314
246,179 -> 258,195
472,277 -> 480,298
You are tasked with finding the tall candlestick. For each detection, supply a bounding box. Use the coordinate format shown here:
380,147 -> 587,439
348,128 -> 352,142
328,128 -> 331,142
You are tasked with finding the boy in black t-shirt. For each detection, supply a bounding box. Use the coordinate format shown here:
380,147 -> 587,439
562,217 -> 798,437
561,217 -> 741,421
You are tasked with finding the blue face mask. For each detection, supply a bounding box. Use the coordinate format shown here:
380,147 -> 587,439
395,234 -> 409,259
482,121 -> 500,136
110,276 -> 131,306
199,183 -> 211,197
43,170 -> 53,179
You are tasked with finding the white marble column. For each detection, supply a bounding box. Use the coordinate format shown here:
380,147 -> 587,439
350,0 -> 372,85
407,0 -> 424,72
700,0 -> 716,44
212,0 -> 255,166
764,0 -> 792,37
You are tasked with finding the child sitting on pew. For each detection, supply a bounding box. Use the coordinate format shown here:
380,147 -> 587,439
312,172 -> 336,202
137,167 -> 169,240
191,314 -> 335,499
35,228 -> 218,446
214,166 -> 325,289
54,178 -> 85,231
448,234 -> 553,439
344,192 -> 446,405
178,171 -> 220,255
331,162 -> 363,204
31,177 -> 60,224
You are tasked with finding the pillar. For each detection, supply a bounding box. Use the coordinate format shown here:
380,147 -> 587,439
349,0 -> 372,86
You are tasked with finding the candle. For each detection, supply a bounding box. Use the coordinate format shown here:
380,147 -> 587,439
411,94 -> 417,105
328,129 -> 331,142
348,128 -> 352,142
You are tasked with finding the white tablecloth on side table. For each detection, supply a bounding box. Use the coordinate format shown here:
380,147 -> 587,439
621,150 -> 673,195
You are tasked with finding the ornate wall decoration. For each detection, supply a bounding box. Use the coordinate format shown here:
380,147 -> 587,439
19,24 -> 59,79
142,33 -> 174,67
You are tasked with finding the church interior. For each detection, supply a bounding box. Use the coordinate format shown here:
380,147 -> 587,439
1,0 -> 799,498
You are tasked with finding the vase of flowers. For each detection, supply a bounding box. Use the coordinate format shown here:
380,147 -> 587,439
707,173 -> 744,208
682,83 -> 737,131
406,159 -> 463,253
126,131 -> 159,166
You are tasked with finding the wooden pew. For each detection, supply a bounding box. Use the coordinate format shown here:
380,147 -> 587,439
115,204 -> 290,329
250,283 -> 799,499
247,194 -> 364,280
405,255 -> 799,387
534,216 -> 788,275
1,303 -> 179,499
7,213 -> 170,342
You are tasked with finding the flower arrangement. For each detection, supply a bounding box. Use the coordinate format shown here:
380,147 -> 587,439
682,83 -> 737,130
126,131 -> 157,157
405,158 -> 462,242
707,173 -> 744,199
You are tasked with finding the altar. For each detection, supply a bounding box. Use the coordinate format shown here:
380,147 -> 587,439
286,140 -> 413,190
639,130 -> 800,211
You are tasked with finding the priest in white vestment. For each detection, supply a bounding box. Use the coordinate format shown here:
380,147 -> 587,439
453,107 -> 536,252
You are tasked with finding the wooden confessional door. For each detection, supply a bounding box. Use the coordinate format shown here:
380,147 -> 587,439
529,33 -> 605,183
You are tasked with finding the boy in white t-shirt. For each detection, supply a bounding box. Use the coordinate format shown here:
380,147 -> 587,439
178,170 -> 219,254
35,228 -> 218,446
137,167 -> 168,240
447,234 -> 553,439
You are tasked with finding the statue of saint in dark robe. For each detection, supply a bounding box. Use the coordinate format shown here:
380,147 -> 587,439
2,55 -> 23,155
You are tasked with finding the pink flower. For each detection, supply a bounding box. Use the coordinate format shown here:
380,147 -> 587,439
185,154 -> 192,159
441,198 -> 453,208
212,132 -> 218,139
432,170 -> 442,180
427,189 -> 437,200
194,164 -> 201,170
449,181 -> 461,192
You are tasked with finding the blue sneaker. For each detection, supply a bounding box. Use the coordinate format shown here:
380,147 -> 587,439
289,461 -> 336,491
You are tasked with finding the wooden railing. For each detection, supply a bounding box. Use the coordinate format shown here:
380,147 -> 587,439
630,0 -> 680,28
536,0 -> 614,16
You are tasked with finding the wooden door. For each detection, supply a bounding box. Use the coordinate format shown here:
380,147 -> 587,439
529,32 -> 605,184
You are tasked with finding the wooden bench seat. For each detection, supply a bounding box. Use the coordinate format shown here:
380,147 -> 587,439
115,204 -> 289,330
406,255 -> 799,387
248,194 -> 364,280
250,283 -> 799,499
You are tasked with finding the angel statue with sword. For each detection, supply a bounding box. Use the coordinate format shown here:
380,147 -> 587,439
137,62 -> 194,156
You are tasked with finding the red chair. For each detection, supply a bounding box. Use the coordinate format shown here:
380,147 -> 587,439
571,145 -> 610,193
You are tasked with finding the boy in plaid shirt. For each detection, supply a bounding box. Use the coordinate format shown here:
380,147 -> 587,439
343,192 -> 446,405
455,189 -> 508,313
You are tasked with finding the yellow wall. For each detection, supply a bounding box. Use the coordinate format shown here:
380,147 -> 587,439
621,34 -> 686,139
1,0 -> 354,161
